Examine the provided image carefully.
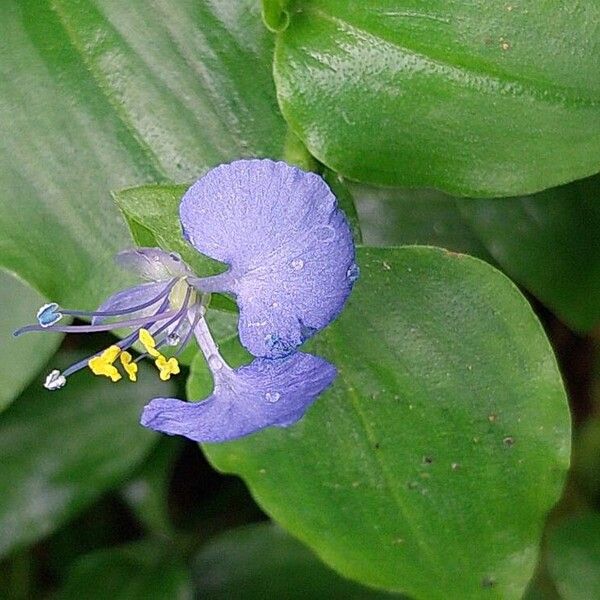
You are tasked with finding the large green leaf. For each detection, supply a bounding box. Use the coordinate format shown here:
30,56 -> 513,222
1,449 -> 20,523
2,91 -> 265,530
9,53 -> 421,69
190,246 -> 571,599
546,514 -> 600,600
0,270 -> 62,412
58,541 -> 193,600
350,176 -> 600,332
194,522 -> 398,599
0,0 -> 285,308
273,1 -> 600,196
0,349 -> 175,558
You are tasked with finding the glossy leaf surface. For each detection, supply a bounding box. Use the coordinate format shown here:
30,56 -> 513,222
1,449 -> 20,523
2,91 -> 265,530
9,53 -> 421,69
190,246 -> 570,599
274,1 -> 600,196
458,175 -> 600,331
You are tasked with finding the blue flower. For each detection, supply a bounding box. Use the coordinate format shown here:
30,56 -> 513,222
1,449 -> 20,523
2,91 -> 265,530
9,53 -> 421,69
182,159 -> 358,358
15,159 -> 357,442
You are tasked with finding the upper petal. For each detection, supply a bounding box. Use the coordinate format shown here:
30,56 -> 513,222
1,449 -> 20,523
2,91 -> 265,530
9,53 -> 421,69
180,159 -> 357,357
140,351 -> 336,443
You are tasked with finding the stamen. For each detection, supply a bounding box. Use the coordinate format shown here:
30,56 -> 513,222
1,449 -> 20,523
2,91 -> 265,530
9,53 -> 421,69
37,303 -> 62,327
150,286 -> 192,343
88,345 -> 122,382
44,369 -> 66,390
174,307 -> 203,356
13,309 -> 182,337
120,351 -> 138,382
139,329 -> 161,358
59,278 -> 178,320
154,355 -> 180,381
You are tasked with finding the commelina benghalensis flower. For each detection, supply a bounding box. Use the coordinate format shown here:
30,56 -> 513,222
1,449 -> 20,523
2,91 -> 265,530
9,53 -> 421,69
15,159 -> 358,443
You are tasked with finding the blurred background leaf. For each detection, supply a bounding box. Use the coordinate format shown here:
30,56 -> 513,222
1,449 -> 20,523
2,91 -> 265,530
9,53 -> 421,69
546,513 -> 600,600
0,0 -> 285,311
350,184 -> 491,260
0,346 -> 175,559
57,540 -> 193,600
192,246 -> 570,599
273,0 -> 600,196
351,175 -> 600,332
0,270 -> 63,412
121,438 -> 184,539
194,522 -> 399,599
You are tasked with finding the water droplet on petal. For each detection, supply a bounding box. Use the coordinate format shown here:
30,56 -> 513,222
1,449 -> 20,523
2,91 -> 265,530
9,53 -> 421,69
291,258 -> 304,271
315,225 -> 336,243
166,333 -> 180,346
208,355 -> 223,371
265,391 -> 281,403
346,263 -> 360,283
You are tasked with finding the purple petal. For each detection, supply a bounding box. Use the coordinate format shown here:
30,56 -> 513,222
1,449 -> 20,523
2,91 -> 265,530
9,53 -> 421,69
180,159 -> 357,358
91,281 -> 169,325
116,247 -> 193,281
140,352 -> 336,443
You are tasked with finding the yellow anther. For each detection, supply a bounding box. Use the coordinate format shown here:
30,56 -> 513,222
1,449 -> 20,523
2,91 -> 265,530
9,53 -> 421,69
119,351 -> 138,382
154,354 -> 180,381
139,328 -> 160,357
88,345 -> 122,382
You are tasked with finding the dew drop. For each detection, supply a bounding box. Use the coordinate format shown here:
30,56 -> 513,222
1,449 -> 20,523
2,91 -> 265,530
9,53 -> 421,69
265,391 -> 281,403
166,333 -> 180,346
208,355 -> 223,371
315,225 -> 336,243
291,258 -> 304,271
346,263 -> 360,283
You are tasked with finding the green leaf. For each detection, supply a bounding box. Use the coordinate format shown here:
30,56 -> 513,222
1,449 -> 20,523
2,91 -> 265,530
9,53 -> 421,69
113,185 -> 223,277
261,0 -> 290,33
194,522 -> 399,599
57,541 -> 193,600
546,513 -> 600,600
274,1 -> 600,196
0,0 -> 285,308
350,175 -> 600,332
458,174 -> 600,332
0,270 -> 62,412
190,246 -> 571,599
0,349 -> 176,558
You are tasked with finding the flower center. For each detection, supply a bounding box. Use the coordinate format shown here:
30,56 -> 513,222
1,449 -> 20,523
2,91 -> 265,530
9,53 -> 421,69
15,276 -> 201,389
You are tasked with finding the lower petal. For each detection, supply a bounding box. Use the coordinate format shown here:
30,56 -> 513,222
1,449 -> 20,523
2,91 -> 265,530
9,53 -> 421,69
140,352 -> 336,443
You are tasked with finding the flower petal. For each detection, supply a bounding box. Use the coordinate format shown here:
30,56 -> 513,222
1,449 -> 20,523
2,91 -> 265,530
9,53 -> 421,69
140,351 -> 336,443
116,247 -> 193,282
181,159 -> 357,358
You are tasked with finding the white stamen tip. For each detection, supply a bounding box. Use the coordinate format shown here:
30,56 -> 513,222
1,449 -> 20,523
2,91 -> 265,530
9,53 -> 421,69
44,369 -> 66,391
